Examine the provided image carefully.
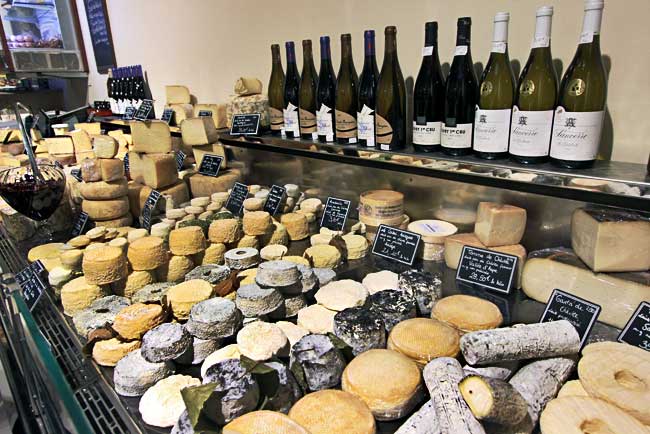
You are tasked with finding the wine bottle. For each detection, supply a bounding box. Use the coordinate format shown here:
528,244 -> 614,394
550,0 -> 607,169
474,13 -> 515,159
283,41 -> 301,138
357,30 -> 379,147
442,17 -> 479,156
413,21 -> 445,153
268,44 -> 285,136
299,39 -> 319,140
336,34 -> 359,144
376,26 -> 406,150
509,6 -> 558,164
316,36 -> 337,143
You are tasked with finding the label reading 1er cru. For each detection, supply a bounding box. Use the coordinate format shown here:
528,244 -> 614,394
540,289 -> 601,348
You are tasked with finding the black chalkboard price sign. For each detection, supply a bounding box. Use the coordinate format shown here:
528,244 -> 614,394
230,114 -> 261,136
70,168 -> 83,182
123,153 -> 130,178
71,212 -> 90,237
198,154 -> 223,177
123,106 -> 136,121
161,108 -> 174,124
16,261 -> 46,311
456,246 -> 518,294
263,185 -> 286,216
371,225 -> 421,266
176,150 -> 186,171
198,110 -> 213,117
141,190 -> 161,232
320,197 -> 351,232
135,100 -> 154,121
225,182 -> 249,216
618,302 -> 650,351
540,289 -> 601,347
83,0 -> 116,73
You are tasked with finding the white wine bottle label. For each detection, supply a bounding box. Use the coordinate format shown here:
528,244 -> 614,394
335,110 -> 357,142
532,35 -> 550,48
473,107 -> 511,152
491,42 -> 506,53
509,106 -> 553,157
316,104 -> 334,141
270,107 -> 284,131
441,123 -> 472,149
357,105 -> 375,146
283,103 -> 300,136
413,120 -> 441,146
299,108 -> 317,135
550,107 -> 604,161
454,46 -> 468,56
422,46 -> 433,56
376,114 -> 393,147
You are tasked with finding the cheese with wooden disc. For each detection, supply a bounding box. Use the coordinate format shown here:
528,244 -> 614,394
359,190 -> 404,220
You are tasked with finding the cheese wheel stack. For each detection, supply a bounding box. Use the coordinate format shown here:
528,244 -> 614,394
358,190 -> 408,242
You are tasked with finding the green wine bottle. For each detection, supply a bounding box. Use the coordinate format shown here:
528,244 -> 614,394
357,30 -> 379,147
474,12 -> 515,159
299,39 -> 319,140
316,36 -> 337,143
335,34 -> 359,144
509,6 -> 558,164
268,44 -> 285,136
550,0 -> 607,169
283,41 -> 301,138
375,26 -> 406,150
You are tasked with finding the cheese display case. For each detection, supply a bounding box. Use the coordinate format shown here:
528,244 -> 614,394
0,117 -> 647,434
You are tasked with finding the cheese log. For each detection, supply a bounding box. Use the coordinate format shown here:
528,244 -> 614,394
100,158 -> 126,182
93,135 -> 118,159
192,143 -> 228,169
444,233 -> 526,289
80,178 -> 128,200
180,117 -> 219,146
131,121 -> 172,153
167,104 -> 193,124
83,246 -> 128,285
522,248 -> 650,328
571,207 -> 650,272
193,103 -> 227,129
226,94 -> 270,128
474,202 -> 527,247
44,136 -> 75,155
82,196 -> 130,221
188,170 -> 241,198
166,85 -> 191,104
127,152 -> 178,189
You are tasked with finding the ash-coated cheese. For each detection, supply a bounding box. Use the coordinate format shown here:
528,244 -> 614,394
79,178 -> 128,200
156,255 -> 194,283
255,260 -> 301,287
82,196 -> 129,221
166,279 -> 214,320
127,236 -> 168,271
290,334 -> 347,392
368,289 -> 417,332
225,247 -> 260,270
242,211 -> 272,236
188,171 -> 242,198
398,269 -> 443,315
132,282 -> 174,304
127,152 -> 179,189
83,245 -> 128,284
113,349 -> 174,397
315,279 -> 368,311
273,294 -> 307,319
236,321 -> 289,361
175,336 -> 221,365
131,121 -> 172,154
185,264 -> 232,295
166,85 -> 191,104
92,135 -> 118,159
99,158 -> 125,182
224,410 -> 309,434
186,297 -> 242,340
169,226 -> 206,255
313,267 -> 337,287
112,303 -> 166,340
474,202 -> 527,247
113,270 -> 157,297
180,117 -> 219,146
139,375 -> 200,428
431,294 -> 503,333
387,318 -> 460,367
297,304 -> 337,334
72,295 -> 130,337
571,207 -> 650,272
334,307 -> 386,355
281,213 -> 309,241
92,338 -> 141,367
141,323 -> 193,363
304,245 -> 342,268
289,390 -> 376,434
362,270 -> 399,295
194,242 -> 227,265
297,264 -> 318,294
236,284 -> 283,317
209,218 -> 242,243
200,344 -> 242,378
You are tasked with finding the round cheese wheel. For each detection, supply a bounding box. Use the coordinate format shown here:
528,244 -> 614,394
408,219 -> 458,244
113,270 -> 157,298
275,321 -> 309,348
303,245 -> 342,268
300,198 -> 322,214
296,304 -> 337,334
99,213 -> 133,228
289,390 -> 376,434
243,211 -> 272,236
156,255 -> 194,283
260,244 -> 288,261
259,222 -> 289,247
315,279 -> 368,311
362,270 -> 399,295
166,279 -> 214,320
60,249 -> 83,270
127,236 -> 168,271
112,303 -> 166,340
236,235 -> 259,249
236,321 -> 289,361
82,196 -> 129,221
139,375 -> 200,428
431,295 -> 503,333
388,318 -> 460,367
195,242 -> 227,265
209,219 -> 242,244
342,234 -> 369,259
82,245 -> 128,284
342,349 -> 423,420
223,410 -> 310,434
79,179 -> 128,200
61,276 -> 110,316
69,235 -> 91,248
28,242 -> 63,263
93,338 -> 141,367
127,228 -> 148,243
359,190 -> 403,219
169,226 -> 207,255
242,197 -> 265,211
282,255 -> 310,266
280,213 -> 309,241
190,197 -> 211,207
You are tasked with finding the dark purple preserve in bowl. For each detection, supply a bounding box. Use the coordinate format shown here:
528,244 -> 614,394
0,164 -> 65,221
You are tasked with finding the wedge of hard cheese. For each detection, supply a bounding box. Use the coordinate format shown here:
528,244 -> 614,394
180,117 -> 219,146
165,85 -> 191,104
193,104 -> 227,129
131,121 -> 172,154
192,143 -> 227,169
522,248 -> 650,328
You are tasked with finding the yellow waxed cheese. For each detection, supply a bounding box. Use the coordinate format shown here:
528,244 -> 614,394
169,226 -> 206,255
474,202 -> 527,247
127,236 -> 168,271
180,117 -> 219,146
82,196 -> 130,221
131,121 -> 172,154
127,152 -> 178,189
82,246 -> 128,285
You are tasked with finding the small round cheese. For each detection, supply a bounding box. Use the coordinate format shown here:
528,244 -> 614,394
342,234 -> 369,259
342,349 -> 423,420
169,226 -> 207,256
185,205 -> 204,216
69,235 -> 91,248
255,260 -> 301,287
132,282 -> 173,304
186,297 -> 243,340
166,279 -> 214,320
260,244 -> 288,261
431,294 -> 503,333
60,277 -> 109,316
195,242 -> 227,265
209,218 -> 242,244
112,303 -> 166,340
236,235 -> 259,249
127,228 -> 148,243
114,270 -> 157,297
190,197 -> 211,207
166,208 -> 187,220
93,338 -> 141,367
236,284 -> 283,317
243,197 -> 265,211
72,295 -> 130,337
185,264 -> 232,294
297,304 -> 337,334
224,410 -> 310,434
89,227 -> 108,240
300,198 -> 322,213
82,246 -> 128,285
398,269 -> 443,316
281,213 -> 309,241
200,344 -> 241,378
224,247 -> 260,270
139,375 -> 200,428
48,266 -> 72,288
289,390 -> 376,434
156,255 -> 194,283
237,268 -> 257,286
60,249 -> 83,271
114,349 -> 174,397
304,245 -> 342,268
259,222 -> 289,246
310,233 -> 333,246
127,236 -> 168,271
315,279 -> 368,311
141,323 -> 192,363
333,307 -> 386,355
362,270 -> 399,294
211,191 -> 230,202
237,321 -> 289,361
243,211 -> 272,236
275,321 -> 309,348
82,196 -> 129,221
79,179 -> 128,200
107,237 -> 128,254
387,318 -> 460,367
282,255 -> 310,266
150,222 -> 172,239
368,289 -> 417,332
290,334 -> 346,392
408,219 -> 458,244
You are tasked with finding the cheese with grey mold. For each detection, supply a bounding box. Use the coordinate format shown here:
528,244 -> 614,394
334,307 -> 386,355
397,269 -> 443,316
368,290 -> 417,332
290,334 -> 346,392
113,349 -> 174,397
185,297 -> 242,340
141,323 -> 193,363
236,284 -> 284,317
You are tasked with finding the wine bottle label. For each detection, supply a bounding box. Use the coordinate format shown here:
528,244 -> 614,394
335,110 -> 357,142
531,36 -> 550,48
509,106 -> 553,157
376,114 -> 393,147
473,107 -> 511,152
283,103 -> 300,136
316,104 -> 334,141
357,104 -> 375,147
270,107 -> 284,131
579,32 -> 596,44
491,42 -> 506,53
412,120 -> 441,146
549,107 -> 604,161
422,46 -> 433,56
454,46 -> 468,56
441,123 -> 472,149
299,108 -> 317,135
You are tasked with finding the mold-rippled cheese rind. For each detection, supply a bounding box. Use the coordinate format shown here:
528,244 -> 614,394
387,318 -> 460,367
166,279 -> 214,320
169,226 -> 207,255
127,236 -> 168,271
82,245 -> 128,284
141,323 -> 192,363
296,304 -> 337,334
156,255 -> 194,283
288,390 -> 376,434
236,321 -> 289,361
209,218 -> 242,244
60,276 -> 111,316
113,349 -> 174,397
112,302 -> 166,340
280,213 -> 309,241
431,294 -> 503,333
242,211 -> 272,236
186,297 -> 242,340
304,245 -> 342,268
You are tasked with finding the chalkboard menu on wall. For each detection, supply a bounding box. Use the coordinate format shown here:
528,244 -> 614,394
84,0 -> 116,73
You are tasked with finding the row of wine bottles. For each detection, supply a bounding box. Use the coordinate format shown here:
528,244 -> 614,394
107,65 -> 147,114
267,1 -> 607,169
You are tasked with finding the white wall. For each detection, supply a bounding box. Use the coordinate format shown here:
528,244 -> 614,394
76,0 -> 650,163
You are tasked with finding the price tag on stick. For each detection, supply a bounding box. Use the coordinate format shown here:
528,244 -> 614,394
141,190 -> 161,232
371,225 -> 421,266
320,197 -> 351,232
176,150 -> 186,171
455,246 -> 518,294
263,185 -> 286,216
198,154 -> 223,177
161,108 -> 174,124
198,110 -> 213,117
618,302 -> 650,351
225,182 -> 248,216
135,99 -> 154,121
540,289 -> 601,348
123,106 -> 136,120
71,212 -> 89,237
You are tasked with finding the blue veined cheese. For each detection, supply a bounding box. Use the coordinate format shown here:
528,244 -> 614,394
226,94 -> 270,128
